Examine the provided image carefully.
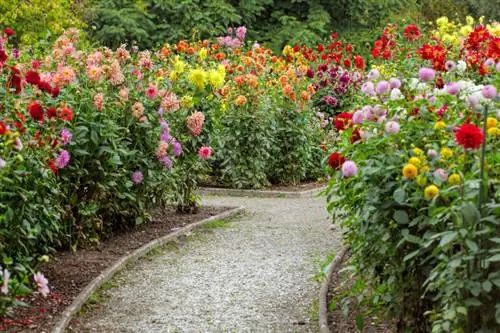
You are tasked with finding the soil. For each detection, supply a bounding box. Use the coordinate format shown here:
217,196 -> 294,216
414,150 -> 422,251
201,179 -> 326,192
0,205 -> 230,333
327,253 -> 396,333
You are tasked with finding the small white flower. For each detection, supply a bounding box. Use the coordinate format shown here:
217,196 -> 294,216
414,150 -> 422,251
0,158 -> 5,169
390,88 -> 403,100
1,268 -> 10,295
408,78 -> 420,90
457,60 -> 467,73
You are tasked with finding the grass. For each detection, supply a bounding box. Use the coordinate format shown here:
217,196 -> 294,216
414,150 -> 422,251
201,218 -> 232,229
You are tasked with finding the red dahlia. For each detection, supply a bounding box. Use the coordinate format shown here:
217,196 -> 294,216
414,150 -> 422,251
27,101 -> 44,121
334,112 -> 353,131
46,107 -> 58,119
0,121 -> 6,135
403,24 -> 421,41
59,107 -> 73,122
328,152 -> 346,170
25,70 -> 41,85
455,123 -> 484,149
4,28 -> 15,36
354,55 -> 365,70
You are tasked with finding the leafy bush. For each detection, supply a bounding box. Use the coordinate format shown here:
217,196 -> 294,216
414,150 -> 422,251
0,0 -> 85,45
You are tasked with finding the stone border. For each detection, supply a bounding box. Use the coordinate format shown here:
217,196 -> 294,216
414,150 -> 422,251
198,185 -> 326,198
51,206 -> 245,333
319,247 -> 349,333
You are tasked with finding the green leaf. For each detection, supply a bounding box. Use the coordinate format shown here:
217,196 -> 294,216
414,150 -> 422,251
403,249 -> 421,262
393,210 -> 409,224
462,203 -> 480,225
439,232 -> 458,247
393,188 -> 405,204
487,254 -> 500,262
465,239 -> 479,252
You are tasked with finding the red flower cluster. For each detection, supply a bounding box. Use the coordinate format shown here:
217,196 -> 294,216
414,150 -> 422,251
25,69 -> 60,98
455,123 -> 484,149
3,28 -> 15,36
7,66 -> 22,94
0,121 -> 7,135
328,152 -> 346,170
463,26 -> 500,74
403,24 -> 421,41
418,43 -> 447,71
334,112 -> 352,131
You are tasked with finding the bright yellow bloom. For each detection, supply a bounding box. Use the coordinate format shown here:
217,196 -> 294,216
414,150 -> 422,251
436,16 -> 449,27
434,121 -> 446,130
424,185 -> 439,200
181,95 -> 194,108
448,173 -> 461,185
198,48 -> 208,60
460,25 -> 473,37
440,147 -> 453,159
420,165 -> 429,173
466,16 -> 474,25
487,127 -> 500,137
413,148 -> 424,156
408,157 -> 422,168
169,71 -> 178,81
403,164 -> 418,179
217,64 -> 226,75
173,58 -> 186,73
188,68 -> 207,90
486,117 -> 498,129
208,70 -> 225,89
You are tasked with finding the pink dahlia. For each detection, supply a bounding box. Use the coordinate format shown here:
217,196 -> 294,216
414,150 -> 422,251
198,146 -> 213,160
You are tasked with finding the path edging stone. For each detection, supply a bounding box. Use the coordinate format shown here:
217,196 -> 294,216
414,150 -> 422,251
198,185 -> 326,198
319,246 -> 349,333
51,206 -> 245,333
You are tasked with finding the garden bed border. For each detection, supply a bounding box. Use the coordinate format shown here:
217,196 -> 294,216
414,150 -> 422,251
198,185 -> 326,198
319,246 -> 349,333
51,205 -> 245,333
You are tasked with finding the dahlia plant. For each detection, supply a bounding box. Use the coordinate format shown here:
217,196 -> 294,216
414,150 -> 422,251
325,18 -> 499,332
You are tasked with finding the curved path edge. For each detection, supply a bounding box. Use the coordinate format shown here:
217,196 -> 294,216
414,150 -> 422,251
198,185 -> 326,198
51,206 -> 245,333
319,246 -> 349,333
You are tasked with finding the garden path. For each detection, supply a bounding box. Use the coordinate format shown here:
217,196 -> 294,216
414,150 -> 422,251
70,195 -> 341,333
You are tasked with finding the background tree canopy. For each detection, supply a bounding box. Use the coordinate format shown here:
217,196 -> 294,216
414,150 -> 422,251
1,0 -> 499,51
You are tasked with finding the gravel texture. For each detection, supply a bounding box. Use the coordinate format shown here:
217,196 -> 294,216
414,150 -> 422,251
70,195 -> 341,333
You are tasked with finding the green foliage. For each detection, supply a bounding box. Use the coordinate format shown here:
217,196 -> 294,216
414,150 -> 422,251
0,0 -> 85,45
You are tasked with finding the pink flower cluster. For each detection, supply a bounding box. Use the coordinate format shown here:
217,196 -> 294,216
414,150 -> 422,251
186,111 -> 205,136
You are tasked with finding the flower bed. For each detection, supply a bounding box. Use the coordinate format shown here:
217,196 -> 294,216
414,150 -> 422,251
324,17 -> 499,331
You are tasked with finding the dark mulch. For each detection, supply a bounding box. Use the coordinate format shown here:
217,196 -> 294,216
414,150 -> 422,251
327,253 -> 395,333
201,179 -> 326,192
1,205 -> 230,333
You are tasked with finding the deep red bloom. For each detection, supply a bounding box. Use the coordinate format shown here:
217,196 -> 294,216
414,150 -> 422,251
306,68 -> 314,78
293,45 -> 300,52
7,67 -> 22,94
59,107 -> 73,121
350,129 -> 361,143
372,47 -> 381,58
435,76 -> 445,89
46,107 -> 58,119
331,32 -> 338,39
382,49 -> 392,59
37,81 -> 52,94
334,112 -> 353,131
25,70 -> 41,85
32,60 -> 41,69
0,49 -> 8,63
343,58 -> 351,68
48,159 -> 58,174
317,44 -> 324,53
51,86 -> 60,98
346,44 -> 353,52
403,24 -> 421,41
354,55 -> 365,70
328,152 -> 346,170
0,121 -> 6,135
27,101 -> 44,121
4,28 -> 15,36
455,123 -> 484,149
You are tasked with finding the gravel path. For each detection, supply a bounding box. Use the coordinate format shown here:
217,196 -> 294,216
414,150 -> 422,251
70,195 -> 341,333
